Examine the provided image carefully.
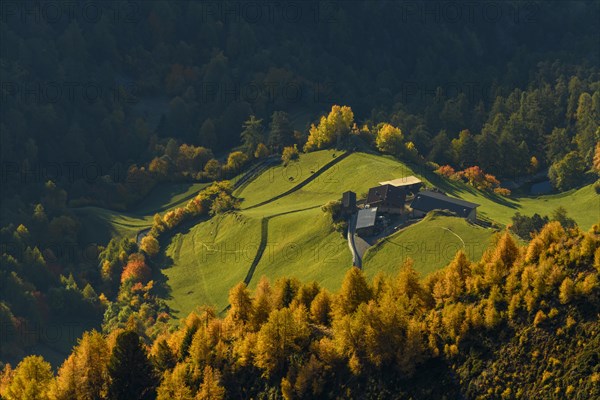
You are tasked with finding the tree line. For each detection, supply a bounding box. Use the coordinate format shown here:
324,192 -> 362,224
1,220 -> 598,399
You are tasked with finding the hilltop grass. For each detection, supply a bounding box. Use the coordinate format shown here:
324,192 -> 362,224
234,149 -> 342,207
162,212 -> 262,316
362,213 -> 497,279
241,152 -> 419,213
162,151 -> 596,316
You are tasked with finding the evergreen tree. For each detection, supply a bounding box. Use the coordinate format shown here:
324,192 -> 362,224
334,267 -> 372,317
153,340 -> 177,373
107,331 -> 158,400
199,119 -> 217,149
268,111 -> 294,151
428,130 -> 452,165
549,151 -> 587,191
228,282 -> 253,324
240,115 -> 264,154
545,127 -> 572,164
451,129 -> 477,168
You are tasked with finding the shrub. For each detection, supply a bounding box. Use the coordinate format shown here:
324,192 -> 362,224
121,254 -> 151,284
254,143 -> 269,159
140,235 -> 159,257
510,212 -> 549,239
435,165 -> 456,178
282,145 -> 299,165
493,187 -> 512,196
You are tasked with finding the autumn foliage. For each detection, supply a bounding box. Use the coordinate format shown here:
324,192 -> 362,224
2,222 -> 598,399
121,254 -> 151,284
436,164 -> 511,195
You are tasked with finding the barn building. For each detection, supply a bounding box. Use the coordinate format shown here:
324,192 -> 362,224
410,190 -> 479,221
365,184 -> 406,214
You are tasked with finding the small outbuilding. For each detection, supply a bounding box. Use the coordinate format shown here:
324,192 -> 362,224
378,176 -> 423,194
356,207 -> 378,236
410,190 -> 479,221
341,191 -> 357,216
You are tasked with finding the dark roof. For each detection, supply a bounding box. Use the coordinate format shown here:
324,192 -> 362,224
356,207 -> 377,230
366,184 -> 406,208
410,190 -> 479,217
342,191 -> 356,208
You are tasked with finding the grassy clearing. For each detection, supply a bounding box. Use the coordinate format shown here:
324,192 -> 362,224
248,207 -> 351,292
72,207 -> 153,244
362,213 -> 497,279
162,213 -> 262,317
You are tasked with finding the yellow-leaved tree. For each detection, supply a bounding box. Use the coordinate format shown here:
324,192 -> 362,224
3,356 -> 53,400
375,123 -> 404,155
304,105 -> 354,151
254,306 -> 310,377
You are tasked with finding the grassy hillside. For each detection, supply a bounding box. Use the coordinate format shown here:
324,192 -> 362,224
165,150 -> 412,316
157,151 -> 597,317
248,207 -> 351,292
362,213 -> 497,278
72,151 -> 596,318
162,213 -> 262,316
234,149 -> 341,207
134,182 -> 210,214
240,151 -> 417,213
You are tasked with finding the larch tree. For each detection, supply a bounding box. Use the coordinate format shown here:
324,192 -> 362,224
251,276 -> 274,330
254,307 -> 310,378
310,289 -> 332,326
50,354 -> 78,400
156,363 -> 194,400
228,282 -> 253,325
3,355 -> 53,400
273,277 -> 300,309
196,366 -> 226,400
334,267 -> 372,317
153,339 -> 177,373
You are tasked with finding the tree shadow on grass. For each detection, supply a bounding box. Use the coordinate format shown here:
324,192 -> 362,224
420,169 -> 520,209
149,214 -> 214,312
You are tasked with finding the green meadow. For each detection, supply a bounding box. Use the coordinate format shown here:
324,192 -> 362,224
78,150 -> 598,317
